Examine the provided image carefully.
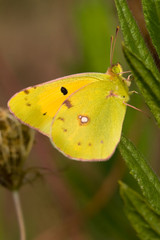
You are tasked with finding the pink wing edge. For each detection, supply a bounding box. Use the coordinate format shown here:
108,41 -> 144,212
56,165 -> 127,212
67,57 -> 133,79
50,136 -> 121,162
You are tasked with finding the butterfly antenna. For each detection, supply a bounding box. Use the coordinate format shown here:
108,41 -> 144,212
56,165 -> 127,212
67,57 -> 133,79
110,26 -> 120,67
123,102 -> 150,119
110,36 -> 114,66
118,70 -> 132,75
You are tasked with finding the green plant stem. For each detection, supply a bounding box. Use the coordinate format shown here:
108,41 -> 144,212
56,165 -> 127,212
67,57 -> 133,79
12,191 -> 26,240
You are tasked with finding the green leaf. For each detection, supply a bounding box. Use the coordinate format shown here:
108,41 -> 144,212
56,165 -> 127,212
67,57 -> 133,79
114,0 -> 160,83
123,45 -> 160,126
75,1 -> 116,72
142,0 -> 160,58
119,182 -> 160,240
118,135 -> 160,215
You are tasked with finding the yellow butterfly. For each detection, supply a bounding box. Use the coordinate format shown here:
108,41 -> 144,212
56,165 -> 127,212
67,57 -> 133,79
8,27 -> 131,161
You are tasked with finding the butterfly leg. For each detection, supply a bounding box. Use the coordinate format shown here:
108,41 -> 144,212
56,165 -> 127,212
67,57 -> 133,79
126,74 -> 133,82
129,90 -> 139,95
123,101 -> 150,118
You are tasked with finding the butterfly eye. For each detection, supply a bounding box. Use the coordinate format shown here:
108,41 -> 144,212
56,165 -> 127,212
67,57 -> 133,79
61,87 -> 68,95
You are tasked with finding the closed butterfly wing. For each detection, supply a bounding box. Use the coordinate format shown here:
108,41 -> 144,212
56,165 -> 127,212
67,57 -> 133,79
51,79 -> 129,161
8,73 -> 100,136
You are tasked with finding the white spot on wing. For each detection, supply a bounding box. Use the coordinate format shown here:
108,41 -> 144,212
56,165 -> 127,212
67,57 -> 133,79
81,116 -> 88,123
78,115 -> 89,125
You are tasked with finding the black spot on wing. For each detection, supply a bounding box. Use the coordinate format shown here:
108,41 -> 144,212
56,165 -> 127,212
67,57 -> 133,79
58,117 -> 64,121
43,112 -> 47,116
24,89 -> 29,94
26,103 -> 31,107
61,87 -> 68,95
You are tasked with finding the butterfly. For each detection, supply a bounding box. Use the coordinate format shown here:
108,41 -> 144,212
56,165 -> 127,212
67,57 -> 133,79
8,27 -> 132,161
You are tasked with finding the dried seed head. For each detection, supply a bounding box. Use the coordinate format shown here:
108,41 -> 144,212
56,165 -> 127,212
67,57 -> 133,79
0,108 -> 35,190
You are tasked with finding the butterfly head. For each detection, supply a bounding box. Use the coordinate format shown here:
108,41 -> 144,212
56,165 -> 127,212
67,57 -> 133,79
106,63 -> 123,76
111,63 -> 123,75
109,27 -> 123,76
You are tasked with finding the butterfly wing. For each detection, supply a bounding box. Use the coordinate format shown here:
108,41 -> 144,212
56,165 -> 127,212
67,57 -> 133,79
51,80 -> 129,161
8,73 -> 100,136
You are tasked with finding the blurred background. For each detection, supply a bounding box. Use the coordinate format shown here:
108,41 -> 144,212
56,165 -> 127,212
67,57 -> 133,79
0,0 -> 159,239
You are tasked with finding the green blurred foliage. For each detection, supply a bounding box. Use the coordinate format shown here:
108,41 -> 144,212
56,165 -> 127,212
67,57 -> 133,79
119,136 -> 160,214
120,182 -> 160,240
0,0 -> 159,239
114,1 -> 160,238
